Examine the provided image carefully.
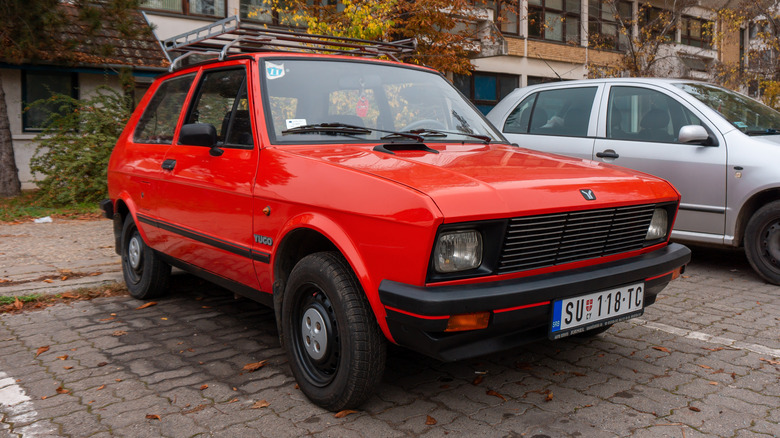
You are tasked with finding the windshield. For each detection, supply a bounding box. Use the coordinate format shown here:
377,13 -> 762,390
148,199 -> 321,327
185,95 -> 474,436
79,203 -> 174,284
262,59 -> 505,143
675,83 -> 780,135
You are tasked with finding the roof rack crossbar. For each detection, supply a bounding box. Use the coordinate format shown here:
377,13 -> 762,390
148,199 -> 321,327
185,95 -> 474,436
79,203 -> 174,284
162,15 -> 416,71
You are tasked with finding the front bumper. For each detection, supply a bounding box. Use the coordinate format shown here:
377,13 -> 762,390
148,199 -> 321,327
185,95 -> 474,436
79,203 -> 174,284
379,243 -> 691,361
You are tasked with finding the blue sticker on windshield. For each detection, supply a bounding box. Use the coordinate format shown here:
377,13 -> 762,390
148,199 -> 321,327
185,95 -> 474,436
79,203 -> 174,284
266,62 -> 285,80
734,121 -> 748,129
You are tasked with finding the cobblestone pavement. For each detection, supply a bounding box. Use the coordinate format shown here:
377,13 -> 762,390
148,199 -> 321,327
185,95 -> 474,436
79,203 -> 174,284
0,220 -> 778,437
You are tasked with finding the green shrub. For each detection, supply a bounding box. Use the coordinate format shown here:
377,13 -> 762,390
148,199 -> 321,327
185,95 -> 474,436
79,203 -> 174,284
29,87 -> 131,205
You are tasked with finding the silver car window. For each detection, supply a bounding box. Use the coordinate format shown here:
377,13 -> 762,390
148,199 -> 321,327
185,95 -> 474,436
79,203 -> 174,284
607,86 -> 703,143
675,82 -> 780,135
503,87 -> 597,137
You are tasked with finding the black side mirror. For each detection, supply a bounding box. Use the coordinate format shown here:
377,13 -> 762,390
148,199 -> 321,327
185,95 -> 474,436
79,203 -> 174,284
180,123 -> 224,156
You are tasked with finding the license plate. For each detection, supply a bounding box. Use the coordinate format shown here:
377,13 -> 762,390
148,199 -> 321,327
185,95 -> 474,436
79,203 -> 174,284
549,282 -> 644,339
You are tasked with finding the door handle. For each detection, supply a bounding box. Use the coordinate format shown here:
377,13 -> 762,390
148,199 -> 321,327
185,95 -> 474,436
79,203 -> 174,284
161,159 -> 176,170
596,150 -> 619,159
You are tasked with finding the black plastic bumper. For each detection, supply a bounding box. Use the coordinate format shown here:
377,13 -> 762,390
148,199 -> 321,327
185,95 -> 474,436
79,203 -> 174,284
379,243 -> 691,361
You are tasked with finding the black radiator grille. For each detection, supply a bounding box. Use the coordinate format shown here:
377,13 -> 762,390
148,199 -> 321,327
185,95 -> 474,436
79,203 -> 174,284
497,204 -> 656,274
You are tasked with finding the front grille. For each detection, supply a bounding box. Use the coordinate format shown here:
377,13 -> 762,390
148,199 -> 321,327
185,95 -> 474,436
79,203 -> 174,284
497,204 -> 656,274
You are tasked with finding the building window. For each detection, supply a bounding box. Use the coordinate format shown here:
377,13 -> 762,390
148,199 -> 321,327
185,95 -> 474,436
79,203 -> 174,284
638,6 -> 675,41
454,72 -> 518,114
481,0 -> 520,35
140,0 -> 226,17
681,16 -> 712,49
587,0 -> 631,51
22,71 -> 78,132
240,0 -> 308,25
528,0 -> 581,44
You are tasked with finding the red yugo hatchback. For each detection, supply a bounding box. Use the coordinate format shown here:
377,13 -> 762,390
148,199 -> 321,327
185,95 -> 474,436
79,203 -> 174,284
102,17 -> 691,411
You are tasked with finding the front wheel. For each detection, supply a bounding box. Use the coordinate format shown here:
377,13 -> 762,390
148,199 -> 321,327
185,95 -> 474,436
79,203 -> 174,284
281,252 -> 386,411
744,200 -> 780,285
121,215 -> 171,299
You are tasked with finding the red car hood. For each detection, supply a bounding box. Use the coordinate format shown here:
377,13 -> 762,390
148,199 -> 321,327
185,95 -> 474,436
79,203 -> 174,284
281,143 -> 679,222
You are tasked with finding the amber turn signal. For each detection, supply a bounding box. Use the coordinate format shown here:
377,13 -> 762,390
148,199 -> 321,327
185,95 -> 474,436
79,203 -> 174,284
445,312 -> 490,332
671,265 -> 685,281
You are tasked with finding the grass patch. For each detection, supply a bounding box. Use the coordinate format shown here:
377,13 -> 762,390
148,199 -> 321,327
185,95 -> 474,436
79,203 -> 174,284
0,190 -> 102,222
0,283 -> 128,314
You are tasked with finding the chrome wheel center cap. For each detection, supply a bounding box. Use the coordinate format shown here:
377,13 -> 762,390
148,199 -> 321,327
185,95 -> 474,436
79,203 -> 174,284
128,237 -> 142,269
301,308 -> 328,361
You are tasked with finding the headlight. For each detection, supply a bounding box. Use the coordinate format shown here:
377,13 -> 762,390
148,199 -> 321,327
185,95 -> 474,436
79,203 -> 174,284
645,208 -> 668,241
434,230 -> 483,273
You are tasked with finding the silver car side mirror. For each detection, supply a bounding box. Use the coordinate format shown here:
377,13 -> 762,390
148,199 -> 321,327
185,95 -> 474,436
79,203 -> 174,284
678,125 -> 710,144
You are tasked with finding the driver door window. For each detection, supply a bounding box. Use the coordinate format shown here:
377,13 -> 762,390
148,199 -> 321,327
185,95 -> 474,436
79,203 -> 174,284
185,68 -> 253,147
607,86 -> 704,143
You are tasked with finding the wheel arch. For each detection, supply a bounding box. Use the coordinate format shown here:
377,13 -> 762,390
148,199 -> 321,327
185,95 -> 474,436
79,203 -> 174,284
734,188 -> 780,247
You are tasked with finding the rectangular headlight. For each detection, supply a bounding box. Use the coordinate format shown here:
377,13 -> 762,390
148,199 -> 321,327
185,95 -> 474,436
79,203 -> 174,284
434,230 -> 483,273
645,208 -> 668,241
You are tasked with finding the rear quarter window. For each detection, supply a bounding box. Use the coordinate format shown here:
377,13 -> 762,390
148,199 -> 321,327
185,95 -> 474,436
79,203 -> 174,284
133,74 -> 196,144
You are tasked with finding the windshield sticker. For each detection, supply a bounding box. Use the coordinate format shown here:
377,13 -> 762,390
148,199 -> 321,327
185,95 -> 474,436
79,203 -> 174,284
356,96 -> 369,118
734,121 -> 748,129
286,119 -> 307,129
266,63 -> 285,80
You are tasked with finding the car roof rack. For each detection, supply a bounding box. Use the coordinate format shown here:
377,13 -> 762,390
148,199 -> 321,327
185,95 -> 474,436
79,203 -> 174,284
162,15 -> 417,71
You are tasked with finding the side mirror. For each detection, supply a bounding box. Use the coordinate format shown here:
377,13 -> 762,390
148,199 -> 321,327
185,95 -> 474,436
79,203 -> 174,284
678,125 -> 712,145
179,123 -> 224,156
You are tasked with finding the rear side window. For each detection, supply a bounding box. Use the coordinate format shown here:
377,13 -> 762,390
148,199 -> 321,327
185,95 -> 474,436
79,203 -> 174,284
134,74 -> 195,144
504,87 -> 597,137
607,86 -> 704,143
185,68 -> 253,147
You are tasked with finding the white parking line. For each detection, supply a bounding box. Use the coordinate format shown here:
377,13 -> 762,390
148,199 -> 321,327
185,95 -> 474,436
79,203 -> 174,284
0,371 -> 50,437
633,319 -> 780,358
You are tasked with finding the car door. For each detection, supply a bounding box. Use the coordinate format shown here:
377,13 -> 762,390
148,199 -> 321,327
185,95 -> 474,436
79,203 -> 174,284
498,85 -> 602,160
128,72 -> 197,247
156,63 -> 261,289
592,84 -> 727,238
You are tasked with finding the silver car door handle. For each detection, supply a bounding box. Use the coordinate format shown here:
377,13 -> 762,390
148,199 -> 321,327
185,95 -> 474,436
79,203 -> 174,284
596,150 -> 619,159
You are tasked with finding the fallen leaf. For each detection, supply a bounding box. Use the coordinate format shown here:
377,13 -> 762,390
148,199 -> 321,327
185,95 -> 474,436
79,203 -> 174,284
200,384 -> 208,390
57,355 -> 68,361
55,386 -> 70,394
426,415 -> 437,425
43,279 -> 54,283
64,366 -> 73,370
709,381 -> 719,385
183,404 -> 207,414
703,347 -> 723,352
14,297 -> 23,310
251,400 -> 270,409
202,306 -> 212,309
689,406 -> 701,412
115,379 -> 122,382
294,384 -> 299,389
41,396 -> 48,400
653,346 -> 671,353
60,276 -> 68,281
36,346 -> 50,357
242,360 -> 268,372
90,272 -> 102,276
583,404 -> 593,408
545,392 -> 554,402
61,292 -> 79,299
97,385 -> 106,390
99,317 -> 115,322
571,372 -> 586,377
760,358 -> 780,365
228,398 -> 239,403
472,375 -> 484,385
553,371 -> 566,376
135,302 -> 158,310
698,364 -> 712,370
486,390 -> 506,401
112,331 -> 127,337
334,409 -> 357,418
97,362 -> 108,367
146,414 -> 161,420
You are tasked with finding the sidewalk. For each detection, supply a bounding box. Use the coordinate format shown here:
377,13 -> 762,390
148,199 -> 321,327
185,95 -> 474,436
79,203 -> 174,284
0,218 -> 122,297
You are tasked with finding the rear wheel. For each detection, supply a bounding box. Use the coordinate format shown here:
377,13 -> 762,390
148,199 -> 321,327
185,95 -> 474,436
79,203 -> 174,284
121,215 -> 171,299
744,201 -> 780,285
282,252 -> 386,411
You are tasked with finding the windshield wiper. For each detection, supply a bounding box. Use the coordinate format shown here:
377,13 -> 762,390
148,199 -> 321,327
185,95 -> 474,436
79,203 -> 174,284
744,128 -> 780,136
408,128 -> 492,144
282,123 -> 372,136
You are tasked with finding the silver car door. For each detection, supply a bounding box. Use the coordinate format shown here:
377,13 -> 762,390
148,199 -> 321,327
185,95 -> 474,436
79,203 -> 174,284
593,84 -> 727,240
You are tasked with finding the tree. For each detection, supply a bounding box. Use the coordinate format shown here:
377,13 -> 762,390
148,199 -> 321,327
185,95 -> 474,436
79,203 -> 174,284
0,0 -> 143,198
271,0 -> 485,75
587,0 -> 704,78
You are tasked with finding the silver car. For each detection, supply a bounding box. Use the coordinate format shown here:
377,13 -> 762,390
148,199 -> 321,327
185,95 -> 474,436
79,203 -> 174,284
487,78 -> 780,284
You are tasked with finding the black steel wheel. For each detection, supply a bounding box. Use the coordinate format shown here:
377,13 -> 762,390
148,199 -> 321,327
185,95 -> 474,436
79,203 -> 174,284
121,215 -> 171,299
745,201 -> 780,285
282,252 -> 386,411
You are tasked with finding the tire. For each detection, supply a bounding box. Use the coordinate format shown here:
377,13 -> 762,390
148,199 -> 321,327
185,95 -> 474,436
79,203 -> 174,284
744,200 -> 780,285
281,252 -> 386,411
121,215 -> 171,299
